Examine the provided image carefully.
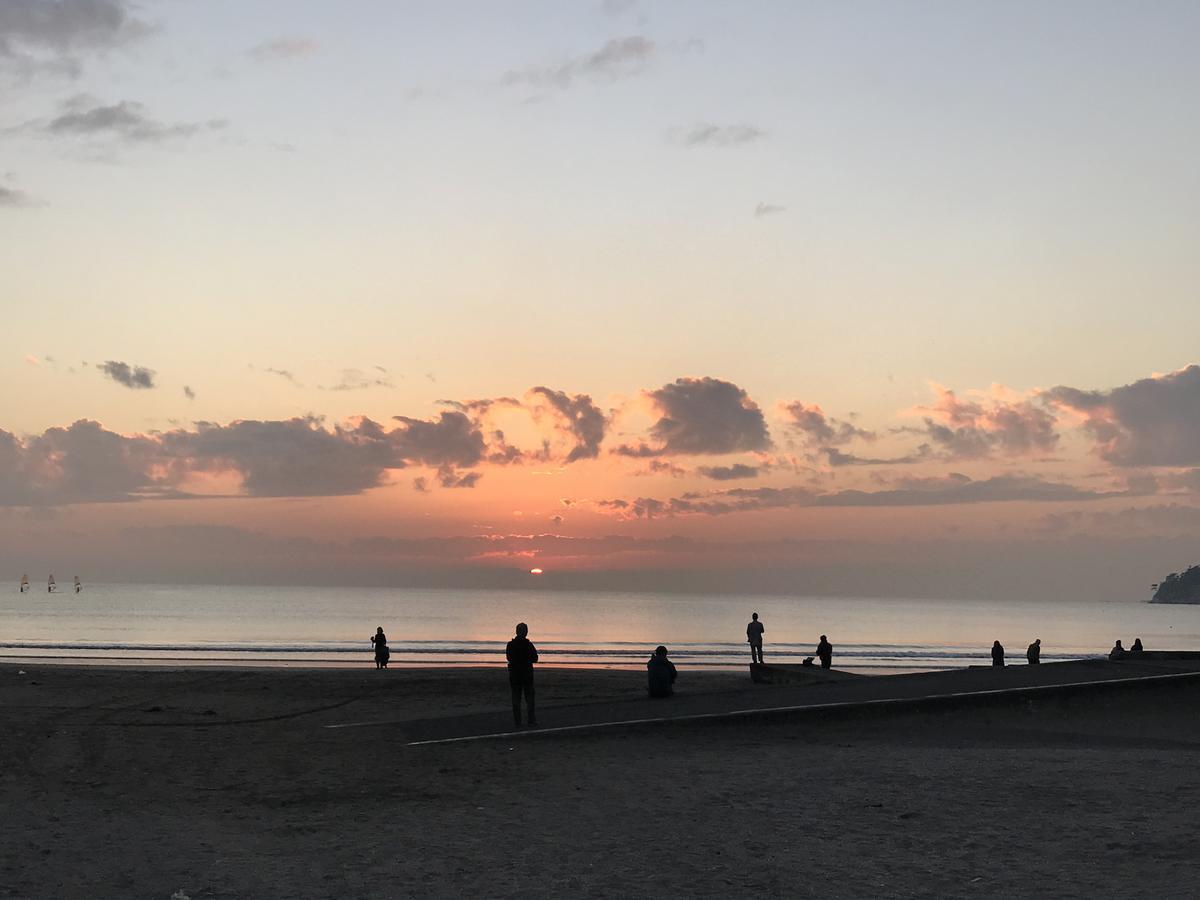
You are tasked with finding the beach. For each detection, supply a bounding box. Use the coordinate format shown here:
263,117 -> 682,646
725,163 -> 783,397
3,661 -> 1200,898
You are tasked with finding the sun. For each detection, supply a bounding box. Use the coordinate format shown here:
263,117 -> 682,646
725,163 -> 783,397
529,567 -> 544,575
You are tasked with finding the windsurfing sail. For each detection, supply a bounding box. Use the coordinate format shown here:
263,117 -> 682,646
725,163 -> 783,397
20,574 -> 29,593
74,576 -> 82,593
48,574 -> 56,593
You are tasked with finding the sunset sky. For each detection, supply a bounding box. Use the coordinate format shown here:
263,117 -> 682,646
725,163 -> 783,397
3,1 -> 1200,599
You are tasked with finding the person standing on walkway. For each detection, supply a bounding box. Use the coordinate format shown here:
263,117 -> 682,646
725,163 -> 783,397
647,645 -> 678,698
746,613 -> 765,664
1027,638 -> 1041,665
370,626 -> 389,670
992,640 -> 1005,667
816,635 -> 833,670
506,622 -> 538,727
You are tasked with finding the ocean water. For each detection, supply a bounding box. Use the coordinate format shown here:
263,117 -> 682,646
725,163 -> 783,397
2,583 -> 1199,672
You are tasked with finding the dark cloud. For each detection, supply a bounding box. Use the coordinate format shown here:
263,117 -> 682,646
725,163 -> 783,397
782,401 -> 875,447
908,386 -> 1058,460
25,94 -> 225,143
697,463 -> 760,481
528,386 -> 607,462
1046,365 -> 1200,466
674,124 -> 764,147
170,417 -> 399,497
823,447 -> 929,467
438,467 -> 482,489
0,0 -> 152,80
501,36 -> 654,89
99,359 -> 155,389
390,411 -> 486,469
616,377 -> 771,457
182,385 -> 195,400
246,38 -> 316,62
0,185 -> 32,207
754,202 -> 785,217
596,474 -> 1121,519
0,420 -> 171,506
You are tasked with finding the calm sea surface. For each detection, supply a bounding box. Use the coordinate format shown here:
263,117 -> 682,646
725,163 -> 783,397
2,583 -> 1198,672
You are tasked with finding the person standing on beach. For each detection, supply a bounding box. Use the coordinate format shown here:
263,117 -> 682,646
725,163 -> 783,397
647,645 -> 678,698
816,635 -> 833,670
746,613 -> 765,664
506,622 -> 538,727
1027,638 -> 1041,665
992,640 -> 1005,667
370,626 -> 389,670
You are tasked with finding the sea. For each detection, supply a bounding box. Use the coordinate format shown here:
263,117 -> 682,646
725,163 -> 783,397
3,583 -> 1200,673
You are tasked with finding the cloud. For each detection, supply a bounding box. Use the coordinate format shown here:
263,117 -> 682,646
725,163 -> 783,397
501,36 -> 655,89
182,385 -> 195,400
616,377 -> 771,457
696,463 -> 760,481
246,38 -> 316,62
99,360 -> 155,389
907,384 -> 1058,460
822,447 -> 928,467
527,387 -> 607,462
0,0 -> 152,81
0,420 -> 173,506
754,202 -> 785,217
673,124 -> 764,147
782,402 -> 875,447
596,474 -> 1121,519
1045,365 -> 1200,466
0,185 -> 32,207
1038,503 -> 1200,536
390,411 -> 486,469
438,467 -> 482,489
262,367 -> 300,385
22,94 -> 225,143
322,368 -> 394,392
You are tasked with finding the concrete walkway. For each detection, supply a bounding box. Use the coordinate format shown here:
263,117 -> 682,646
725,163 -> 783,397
322,658 -> 1200,745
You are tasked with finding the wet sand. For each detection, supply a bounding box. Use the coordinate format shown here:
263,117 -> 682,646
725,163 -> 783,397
3,662 -> 1199,898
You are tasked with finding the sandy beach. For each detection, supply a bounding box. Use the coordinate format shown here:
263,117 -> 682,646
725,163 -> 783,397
3,661 -> 1200,899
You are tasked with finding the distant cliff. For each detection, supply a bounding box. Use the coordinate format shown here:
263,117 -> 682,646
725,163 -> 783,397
1152,565 -> 1200,604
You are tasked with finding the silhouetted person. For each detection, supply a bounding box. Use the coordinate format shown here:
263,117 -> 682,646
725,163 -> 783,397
1109,640 -> 1125,661
370,626 -> 389,670
747,613 -> 765,664
506,622 -> 538,727
816,635 -> 833,670
647,645 -> 677,698
1027,638 -> 1041,665
1131,638 -> 1144,654
992,640 -> 1005,667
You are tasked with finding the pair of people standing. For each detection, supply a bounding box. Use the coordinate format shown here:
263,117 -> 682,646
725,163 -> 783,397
746,614 -> 833,669
991,639 -> 1044,666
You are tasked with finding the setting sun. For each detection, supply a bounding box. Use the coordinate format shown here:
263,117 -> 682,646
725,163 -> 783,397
529,568 -> 544,576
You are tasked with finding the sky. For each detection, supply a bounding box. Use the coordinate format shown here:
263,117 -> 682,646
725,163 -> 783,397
3,0 -> 1200,600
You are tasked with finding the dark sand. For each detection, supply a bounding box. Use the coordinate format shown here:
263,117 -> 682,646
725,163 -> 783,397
3,661 -> 1200,899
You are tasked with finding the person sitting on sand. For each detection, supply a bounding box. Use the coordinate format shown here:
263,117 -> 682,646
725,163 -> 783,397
816,635 -> 833,670
1027,638 -> 1041,665
747,613 -> 765,664
647,645 -> 678,698
992,640 -> 1005,667
1109,640 -> 1125,661
506,623 -> 539,727
370,626 -> 389,670
1130,638 -> 1144,654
